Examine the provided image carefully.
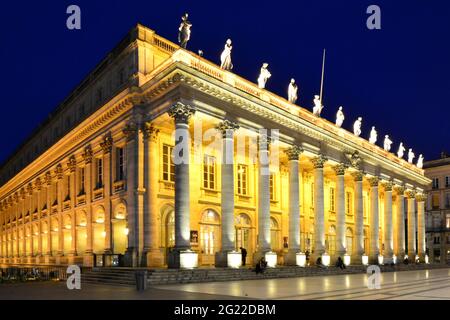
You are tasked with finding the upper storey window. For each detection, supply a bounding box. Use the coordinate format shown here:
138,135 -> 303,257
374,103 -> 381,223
162,144 -> 175,183
236,164 -> 248,196
432,178 -> 439,190
203,155 -> 216,190
96,158 -> 103,189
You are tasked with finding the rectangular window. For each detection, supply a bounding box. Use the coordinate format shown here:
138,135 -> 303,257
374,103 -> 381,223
432,178 -> 439,189
116,147 -> 125,181
203,155 -> 216,190
237,164 -> 248,195
432,194 -> 440,209
346,192 -> 353,215
66,175 -> 70,200
446,176 -> 450,188
446,194 -> 450,208
329,187 -> 335,212
162,145 -> 175,182
79,167 -> 85,195
96,158 -> 103,188
269,174 -> 275,201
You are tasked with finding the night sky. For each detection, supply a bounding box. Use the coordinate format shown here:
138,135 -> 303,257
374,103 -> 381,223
0,0 -> 449,167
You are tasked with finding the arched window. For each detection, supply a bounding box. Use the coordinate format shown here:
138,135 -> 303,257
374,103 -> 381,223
327,225 -> 336,255
200,209 -> 220,265
112,203 -> 128,254
346,228 -> 353,255
76,211 -> 87,255
235,213 -> 252,254
93,208 -> 105,254
270,217 -> 281,251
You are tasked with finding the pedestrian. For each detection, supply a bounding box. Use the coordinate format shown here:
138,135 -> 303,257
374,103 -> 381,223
336,256 -> 345,270
255,257 -> 268,274
240,247 -> 247,266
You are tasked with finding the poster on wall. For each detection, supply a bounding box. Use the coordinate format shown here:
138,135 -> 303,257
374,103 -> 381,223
190,230 -> 198,245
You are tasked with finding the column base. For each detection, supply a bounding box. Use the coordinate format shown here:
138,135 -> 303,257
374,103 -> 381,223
124,247 -> 138,267
168,249 -> 198,269
142,248 -> 165,267
83,252 -> 94,267
284,250 -> 300,266
253,250 -> 277,268
215,251 -> 243,268
311,250 -> 325,265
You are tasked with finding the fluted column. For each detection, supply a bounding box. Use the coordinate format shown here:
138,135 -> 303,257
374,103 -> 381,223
256,134 -> 272,257
101,135 -> 113,255
167,102 -> 197,268
394,185 -> 406,258
312,154 -> 327,262
383,181 -> 394,262
334,164 -> 347,258
143,122 -> 161,267
406,190 -> 417,258
284,145 -> 303,265
55,165 -> 64,257
416,193 -> 426,261
36,179 -> 42,258
353,171 -> 365,262
68,157 -> 77,258
45,173 -> 52,258
215,120 -> 239,267
368,176 -> 380,263
123,122 -> 139,267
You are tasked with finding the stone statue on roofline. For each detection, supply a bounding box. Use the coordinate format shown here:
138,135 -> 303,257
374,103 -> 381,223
178,13 -> 192,49
220,39 -> 233,71
312,95 -> 324,117
384,135 -> 393,152
417,154 -> 424,169
288,78 -> 298,104
336,106 -> 345,128
408,148 -> 415,163
369,127 -> 377,144
257,63 -> 271,89
353,117 -> 362,137
397,142 -> 406,159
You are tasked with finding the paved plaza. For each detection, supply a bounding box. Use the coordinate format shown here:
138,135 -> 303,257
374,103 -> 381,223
0,268 -> 449,300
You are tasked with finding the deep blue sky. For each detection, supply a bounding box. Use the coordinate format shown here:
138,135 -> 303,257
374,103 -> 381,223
0,0 -> 449,166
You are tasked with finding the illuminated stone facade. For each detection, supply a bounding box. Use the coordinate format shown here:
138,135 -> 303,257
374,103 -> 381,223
0,24 -> 430,268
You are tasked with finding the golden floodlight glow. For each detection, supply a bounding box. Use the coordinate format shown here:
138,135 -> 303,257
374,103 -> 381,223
265,252 -> 277,268
425,255 -> 429,264
321,253 -> 330,267
179,250 -> 198,269
124,228 -> 129,236
393,254 -> 397,264
296,252 -> 307,267
227,251 -> 242,268
362,254 -> 369,266
378,255 -> 384,265
343,254 -> 351,266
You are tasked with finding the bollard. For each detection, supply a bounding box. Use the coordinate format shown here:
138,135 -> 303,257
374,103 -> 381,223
135,270 -> 148,291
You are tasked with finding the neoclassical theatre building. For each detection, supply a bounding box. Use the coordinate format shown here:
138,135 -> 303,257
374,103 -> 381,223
0,24 -> 430,268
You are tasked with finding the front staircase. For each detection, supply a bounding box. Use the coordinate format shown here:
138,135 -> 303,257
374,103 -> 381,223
80,263 -> 449,287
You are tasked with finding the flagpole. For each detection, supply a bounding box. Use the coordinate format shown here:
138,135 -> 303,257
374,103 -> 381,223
320,48 -> 326,103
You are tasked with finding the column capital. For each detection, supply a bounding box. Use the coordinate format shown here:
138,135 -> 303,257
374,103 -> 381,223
55,164 -> 64,180
405,189 -> 416,199
381,180 -> 393,192
351,170 -> 364,182
333,163 -> 348,176
123,123 -> 139,141
67,156 -> 77,173
285,145 -> 303,161
216,120 -> 239,138
82,146 -> 93,165
415,193 -> 427,202
367,176 -> 380,187
168,102 -> 196,124
35,178 -> 42,191
393,185 -> 405,195
100,135 -> 113,154
311,154 -> 328,169
142,122 -> 160,141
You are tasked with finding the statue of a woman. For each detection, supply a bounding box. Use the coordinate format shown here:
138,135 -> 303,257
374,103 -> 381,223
313,95 -> 324,117
288,79 -> 298,104
397,142 -> 406,159
417,154 -> 424,168
257,63 -> 271,89
408,149 -> 415,163
383,135 -> 393,152
369,127 -> 377,144
220,39 -> 233,70
336,106 -> 345,128
353,117 -> 362,137
178,13 -> 192,48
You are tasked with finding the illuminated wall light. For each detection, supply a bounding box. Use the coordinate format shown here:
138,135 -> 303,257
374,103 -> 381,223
362,254 -> 369,266
343,254 -> 351,266
96,218 -> 105,224
53,228 -> 58,232
425,255 -> 429,264
392,255 -> 397,264
296,252 -> 306,267
65,225 -> 71,230
378,255 -> 384,265
321,253 -> 330,267
180,250 -> 198,269
265,252 -> 277,268
79,222 -> 87,227
415,255 -> 420,263
227,251 -> 242,268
